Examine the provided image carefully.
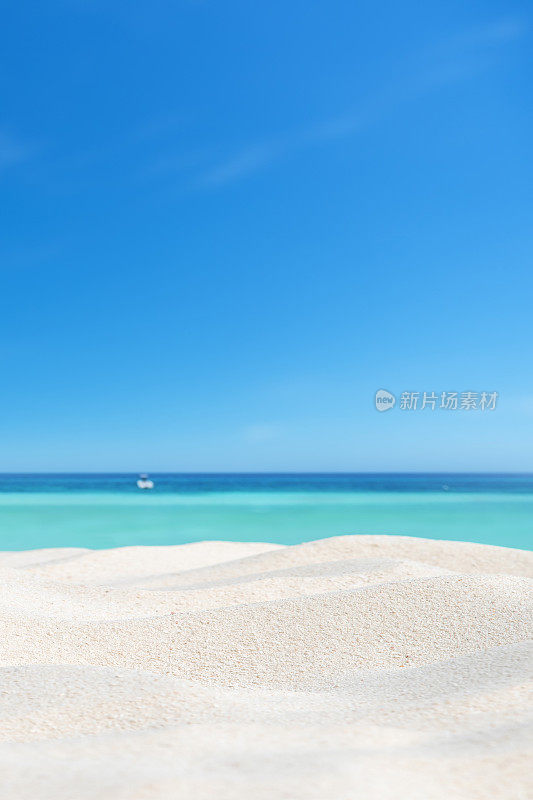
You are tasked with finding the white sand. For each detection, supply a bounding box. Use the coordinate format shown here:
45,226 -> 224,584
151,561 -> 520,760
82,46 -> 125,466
0,535 -> 531,799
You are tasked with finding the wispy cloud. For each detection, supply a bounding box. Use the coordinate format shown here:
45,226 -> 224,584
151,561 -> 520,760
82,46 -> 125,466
199,17 -> 527,188
416,17 -> 527,87
200,117 -> 364,188
202,143 -> 285,188
447,18 -> 526,49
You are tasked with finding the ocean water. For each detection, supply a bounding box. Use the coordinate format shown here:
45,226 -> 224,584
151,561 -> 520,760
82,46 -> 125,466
0,473 -> 531,552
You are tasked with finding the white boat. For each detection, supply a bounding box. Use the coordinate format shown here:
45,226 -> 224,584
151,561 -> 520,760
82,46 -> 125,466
137,474 -> 154,490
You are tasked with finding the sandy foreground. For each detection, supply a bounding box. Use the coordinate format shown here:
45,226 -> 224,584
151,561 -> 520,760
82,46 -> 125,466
0,535 -> 532,800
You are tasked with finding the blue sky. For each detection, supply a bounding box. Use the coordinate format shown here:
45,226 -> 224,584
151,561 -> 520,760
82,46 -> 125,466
1,1 -> 532,471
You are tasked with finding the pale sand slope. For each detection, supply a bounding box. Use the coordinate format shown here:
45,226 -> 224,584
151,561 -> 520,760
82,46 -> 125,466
0,536 -> 532,800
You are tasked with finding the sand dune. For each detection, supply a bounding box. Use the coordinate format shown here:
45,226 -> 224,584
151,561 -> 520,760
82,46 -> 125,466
0,535 -> 532,799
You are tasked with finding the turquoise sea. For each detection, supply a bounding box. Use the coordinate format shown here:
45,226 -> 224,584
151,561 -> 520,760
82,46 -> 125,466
0,474 -> 531,552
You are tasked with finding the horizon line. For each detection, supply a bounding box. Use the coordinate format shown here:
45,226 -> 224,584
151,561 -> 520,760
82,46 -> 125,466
1,471 -> 532,477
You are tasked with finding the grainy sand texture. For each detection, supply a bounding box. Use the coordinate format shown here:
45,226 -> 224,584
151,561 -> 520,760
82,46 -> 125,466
0,535 -> 532,800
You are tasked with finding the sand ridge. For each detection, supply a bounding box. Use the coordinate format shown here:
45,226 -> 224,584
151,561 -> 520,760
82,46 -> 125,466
0,535 -> 532,799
